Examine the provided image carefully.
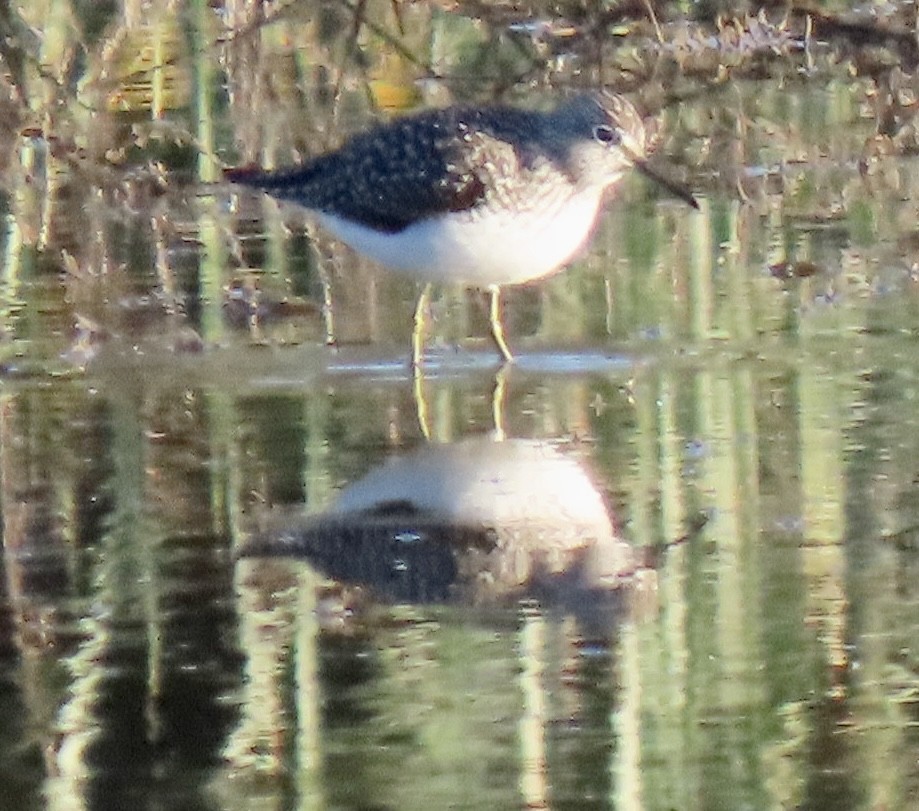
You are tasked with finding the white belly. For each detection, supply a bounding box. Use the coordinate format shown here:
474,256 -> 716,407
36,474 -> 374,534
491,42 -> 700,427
317,189 -> 605,287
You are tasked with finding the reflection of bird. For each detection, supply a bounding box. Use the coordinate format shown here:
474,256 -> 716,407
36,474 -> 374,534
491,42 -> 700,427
226,92 -> 696,364
242,438 -> 641,621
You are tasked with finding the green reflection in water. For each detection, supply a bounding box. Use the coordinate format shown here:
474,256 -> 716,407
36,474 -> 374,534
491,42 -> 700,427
0,2 -> 919,810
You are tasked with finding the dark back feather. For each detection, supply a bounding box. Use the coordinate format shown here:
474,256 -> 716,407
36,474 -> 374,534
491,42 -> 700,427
227,104 -> 565,233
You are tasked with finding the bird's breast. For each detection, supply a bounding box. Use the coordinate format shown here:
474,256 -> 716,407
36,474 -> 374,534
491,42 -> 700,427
317,187 -> 606,287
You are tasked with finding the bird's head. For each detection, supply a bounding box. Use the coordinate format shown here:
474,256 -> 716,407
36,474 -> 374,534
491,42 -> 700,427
555,92 -> 697,209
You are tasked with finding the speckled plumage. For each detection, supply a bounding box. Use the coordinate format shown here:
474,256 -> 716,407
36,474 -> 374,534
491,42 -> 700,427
226,92 -> 693,361
227,92 -> 647,235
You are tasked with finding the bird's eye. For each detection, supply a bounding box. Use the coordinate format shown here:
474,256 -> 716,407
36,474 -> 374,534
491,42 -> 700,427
593,124 -> 619,145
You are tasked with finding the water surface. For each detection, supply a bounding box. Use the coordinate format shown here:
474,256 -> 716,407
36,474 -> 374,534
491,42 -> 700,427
2,2 -> 919,810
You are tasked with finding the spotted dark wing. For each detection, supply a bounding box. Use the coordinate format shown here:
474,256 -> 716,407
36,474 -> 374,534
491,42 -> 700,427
226,107 -> 524,233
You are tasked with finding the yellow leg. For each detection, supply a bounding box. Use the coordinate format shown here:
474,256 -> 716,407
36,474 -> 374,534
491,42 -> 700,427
412,283 -> 433,369
491,363 -> 509,441
413,359 -> 431,440
488,285 -> 514,363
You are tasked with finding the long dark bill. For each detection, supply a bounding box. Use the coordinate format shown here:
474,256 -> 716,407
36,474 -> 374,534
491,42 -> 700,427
635,160 -> 699,210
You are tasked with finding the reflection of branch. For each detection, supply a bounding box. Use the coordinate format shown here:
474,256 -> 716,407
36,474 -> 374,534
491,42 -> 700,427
634,509 -> 710,569
218,0 -> 428,75
0,3 -> 29,98
216,0 -> 300,47
786,3 -> 919,70
0,6 -> 93,117
882,524 -> 919,552
333,0 -> 431,72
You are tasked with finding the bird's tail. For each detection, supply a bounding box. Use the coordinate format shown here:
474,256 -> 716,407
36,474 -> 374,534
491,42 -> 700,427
224,163 -> 317,202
